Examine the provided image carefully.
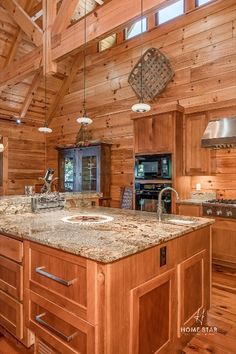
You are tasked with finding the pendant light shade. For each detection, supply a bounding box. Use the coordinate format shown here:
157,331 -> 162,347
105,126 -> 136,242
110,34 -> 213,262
0,143 -> 4,153
131,102 -> 151,113
77,117 -> 93,125
38,123 -> 52,133
131,0 -> 151,113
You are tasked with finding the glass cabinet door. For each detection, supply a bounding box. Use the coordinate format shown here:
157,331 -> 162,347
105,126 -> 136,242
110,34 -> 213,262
80,147 -> 100,192
59,150 -> 77,192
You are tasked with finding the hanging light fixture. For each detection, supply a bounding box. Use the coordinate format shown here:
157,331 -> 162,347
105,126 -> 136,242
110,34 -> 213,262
38,0 -> 52,134
0,137 -> 4,153
131,0 -> 151,113
0,136 -> 7,153
76,0 -> 93,125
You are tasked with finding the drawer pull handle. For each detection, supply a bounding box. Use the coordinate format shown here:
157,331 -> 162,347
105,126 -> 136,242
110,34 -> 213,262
35,267 -> 74,286
35,313 -> 77,342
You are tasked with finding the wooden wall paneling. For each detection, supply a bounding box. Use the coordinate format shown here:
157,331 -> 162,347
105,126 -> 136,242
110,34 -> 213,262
0,123 -> 46,195
43,2 -> 236,205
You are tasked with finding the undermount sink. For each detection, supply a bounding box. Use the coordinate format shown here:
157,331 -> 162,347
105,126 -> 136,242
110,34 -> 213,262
166,219 -> 195,225
62,214 -> 114,224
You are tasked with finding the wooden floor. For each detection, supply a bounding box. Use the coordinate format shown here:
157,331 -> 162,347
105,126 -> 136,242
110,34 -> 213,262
183,264 -> 236,354
0,264 -> 235,354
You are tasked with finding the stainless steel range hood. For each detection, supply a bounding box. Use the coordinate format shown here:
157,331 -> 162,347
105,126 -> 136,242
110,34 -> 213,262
201,117 -> 236,149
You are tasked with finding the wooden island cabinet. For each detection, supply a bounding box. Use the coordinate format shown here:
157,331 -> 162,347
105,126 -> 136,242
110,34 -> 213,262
0,214 -> 211,354
9,226 -> 211,354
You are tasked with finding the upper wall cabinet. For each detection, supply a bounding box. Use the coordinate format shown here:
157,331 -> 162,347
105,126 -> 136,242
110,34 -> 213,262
133,112 -> 176,154
58,144 -> 111,197
184,113 -> 211,176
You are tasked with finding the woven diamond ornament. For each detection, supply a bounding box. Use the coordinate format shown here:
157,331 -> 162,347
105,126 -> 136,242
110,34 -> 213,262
128,47 -> 174,101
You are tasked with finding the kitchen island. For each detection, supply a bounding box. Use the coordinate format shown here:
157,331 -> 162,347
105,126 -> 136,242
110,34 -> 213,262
0,207 -> 214,354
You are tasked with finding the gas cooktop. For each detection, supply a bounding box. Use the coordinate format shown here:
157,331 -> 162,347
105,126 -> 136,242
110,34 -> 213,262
202,199 -> 236,218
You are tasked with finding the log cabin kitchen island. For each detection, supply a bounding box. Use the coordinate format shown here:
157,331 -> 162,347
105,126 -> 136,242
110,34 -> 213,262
0,207 -> 214,354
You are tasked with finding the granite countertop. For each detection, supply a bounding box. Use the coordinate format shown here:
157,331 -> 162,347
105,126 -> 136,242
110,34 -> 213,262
176,199 -> 205,205
177,192 -> 217,205
0,207 -> 214,263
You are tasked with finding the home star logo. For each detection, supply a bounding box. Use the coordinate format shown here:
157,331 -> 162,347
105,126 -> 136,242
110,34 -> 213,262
194,308 -> 206,326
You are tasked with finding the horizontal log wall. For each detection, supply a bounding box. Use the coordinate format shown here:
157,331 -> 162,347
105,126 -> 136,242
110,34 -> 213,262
46,1 -> 236,206
0,122 -> 46,195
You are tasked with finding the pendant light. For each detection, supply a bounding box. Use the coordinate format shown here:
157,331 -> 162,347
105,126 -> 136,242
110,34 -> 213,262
38,0 -> 52,134
76,0 -> 93,125
0,136 -> 7,153
0,137 -> 4,153
131,0 -> 151,113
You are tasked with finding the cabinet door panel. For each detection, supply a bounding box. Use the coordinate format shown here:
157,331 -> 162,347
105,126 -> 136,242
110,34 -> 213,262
130,269 -> 176,354
177,204 -> 202,217
178,250 -> 207,336
212,219 -> 236,264
0,290 -> 23,339
185,114 -> 210,175
152,113 -> 173,153
134,118 -> 153,154
0,256 -> 23,300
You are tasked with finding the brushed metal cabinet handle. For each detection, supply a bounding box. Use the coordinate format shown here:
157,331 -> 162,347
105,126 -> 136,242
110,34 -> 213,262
35,266 -> 74,286
35,313 -> 77,342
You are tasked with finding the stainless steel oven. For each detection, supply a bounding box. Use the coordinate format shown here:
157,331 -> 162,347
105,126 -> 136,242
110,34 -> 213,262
135,183 -> 172,213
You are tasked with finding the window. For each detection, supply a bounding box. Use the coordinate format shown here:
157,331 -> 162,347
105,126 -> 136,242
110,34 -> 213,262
197,0 -> 213,6
125,18 -> 147,40
157,0 -> 184,25
99,34 -> 116,52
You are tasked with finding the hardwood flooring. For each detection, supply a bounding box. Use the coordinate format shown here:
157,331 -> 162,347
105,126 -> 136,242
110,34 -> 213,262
183,264 -> 236,354
0,264 -> 235,354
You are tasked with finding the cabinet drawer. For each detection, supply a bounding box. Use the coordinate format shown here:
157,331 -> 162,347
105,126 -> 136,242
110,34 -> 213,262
29,291 -> 94,354
0,256 -> 23,300
0,290 -> 23,339
0,235 -> 23,262
29,244 -> 88,320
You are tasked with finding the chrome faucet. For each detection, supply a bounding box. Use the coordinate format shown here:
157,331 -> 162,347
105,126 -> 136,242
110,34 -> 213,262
157,187 -> 179,222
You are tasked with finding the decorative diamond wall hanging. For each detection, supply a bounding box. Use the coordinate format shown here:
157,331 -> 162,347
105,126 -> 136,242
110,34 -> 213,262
128,47 -> 174,101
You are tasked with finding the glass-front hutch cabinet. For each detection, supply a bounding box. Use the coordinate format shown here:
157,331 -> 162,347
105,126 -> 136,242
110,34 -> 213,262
58,144 -> 111,197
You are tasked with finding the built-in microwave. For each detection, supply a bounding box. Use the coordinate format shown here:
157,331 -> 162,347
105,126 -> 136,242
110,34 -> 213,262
135,154 -> 171,180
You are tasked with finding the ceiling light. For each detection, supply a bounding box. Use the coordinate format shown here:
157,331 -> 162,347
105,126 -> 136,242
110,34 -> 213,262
38,123 -> 52,133
131,0 -> 151,113
131,102 -> 151,113
0,143 -> 4,153
77,116 -> 93,125
16,118 -> 21,124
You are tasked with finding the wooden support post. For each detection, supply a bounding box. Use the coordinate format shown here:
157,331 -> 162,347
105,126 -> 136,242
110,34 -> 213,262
52,0 -> 78,36
42,0 -> 57,75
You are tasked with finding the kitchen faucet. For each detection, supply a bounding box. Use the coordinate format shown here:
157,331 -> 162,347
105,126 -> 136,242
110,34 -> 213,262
157,187 -> 179,222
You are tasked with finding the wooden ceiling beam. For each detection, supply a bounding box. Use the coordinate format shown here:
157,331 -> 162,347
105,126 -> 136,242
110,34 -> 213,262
52,0 -> 78,36
42,0 -> 57,75
47,54 -> 83,125
51,0 -> 170,60
0,47 -> 42,89
1,0 -> 43,46
19,69 -> 42,118
5,0 -> 35,67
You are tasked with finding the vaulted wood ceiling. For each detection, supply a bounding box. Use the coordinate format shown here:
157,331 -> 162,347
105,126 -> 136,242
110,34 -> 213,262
0,0 -> 109,125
